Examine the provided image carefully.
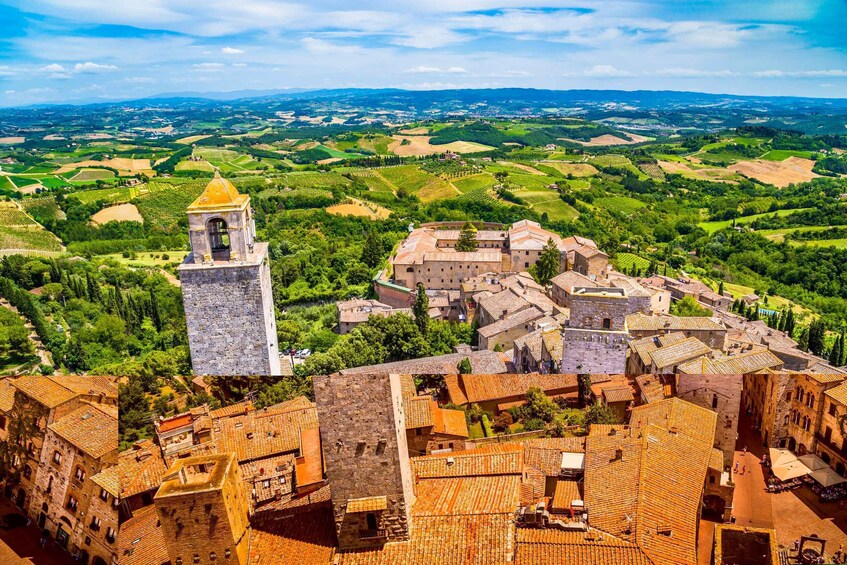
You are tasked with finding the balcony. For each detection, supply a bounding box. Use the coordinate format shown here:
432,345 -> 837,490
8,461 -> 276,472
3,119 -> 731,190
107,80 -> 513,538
359,529 -> 387,541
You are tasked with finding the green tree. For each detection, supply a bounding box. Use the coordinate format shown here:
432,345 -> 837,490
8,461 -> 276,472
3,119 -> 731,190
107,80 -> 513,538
531,238 -> 561,286
360,229 -> 383,268
670,296 -> 712,317
808,319 -> 826,356
829,328 -> 844,366
457,357 -> 472,374
413,283 -> 430,336
524,386 -> 558,423
577,374 -> 592,408
455,222 -> 478,252
585,401 -> 620,426
718,280 -> 724,296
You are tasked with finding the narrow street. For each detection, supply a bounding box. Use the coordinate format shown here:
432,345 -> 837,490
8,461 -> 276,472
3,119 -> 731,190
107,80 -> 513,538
729,411 -> 775,529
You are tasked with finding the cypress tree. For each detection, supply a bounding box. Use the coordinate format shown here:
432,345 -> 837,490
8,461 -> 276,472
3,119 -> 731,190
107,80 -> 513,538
413,283 -> 429,336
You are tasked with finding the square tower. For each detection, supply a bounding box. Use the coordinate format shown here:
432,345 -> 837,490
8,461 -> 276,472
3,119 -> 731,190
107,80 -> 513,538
561,287 -> 630,373
178,173 -> 281,376
154,453 -> 250,565
313,373 -> 415,550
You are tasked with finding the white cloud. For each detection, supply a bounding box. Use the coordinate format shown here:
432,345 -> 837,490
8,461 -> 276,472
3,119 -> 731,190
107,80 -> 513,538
651,68 -> 739,78
404,65 -> 468,74
74,62 -> 118,73
581,65 -> 635,78
124,76 -> 157,83
232,63 -> 248,67
193,62 -> 226,70
221,47 -> 244,54
753,69 -> 847,78
4,90 -> 15,95
40,63 -> 67,73
0,66 -> 17,77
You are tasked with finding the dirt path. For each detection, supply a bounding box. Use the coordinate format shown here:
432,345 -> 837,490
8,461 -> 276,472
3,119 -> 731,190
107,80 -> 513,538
0,297 -> 53,370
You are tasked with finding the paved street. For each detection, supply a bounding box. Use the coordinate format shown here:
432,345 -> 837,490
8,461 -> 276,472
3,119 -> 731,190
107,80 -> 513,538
0,497 -> 74,564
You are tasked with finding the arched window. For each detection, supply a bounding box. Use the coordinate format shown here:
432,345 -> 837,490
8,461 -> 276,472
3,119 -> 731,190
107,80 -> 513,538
808,395 -> 815,409
207,218 -> 230,256
712,394 -> 719,410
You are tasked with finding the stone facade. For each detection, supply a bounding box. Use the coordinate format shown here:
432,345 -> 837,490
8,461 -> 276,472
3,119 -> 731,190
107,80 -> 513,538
180,244 -> 281,376
677,375 -> 743,468
561,288 -> 630,373
179,175 -> 281,376
313,373 -> 414,550
744,373 -> 793,448
155,453 -> 251,565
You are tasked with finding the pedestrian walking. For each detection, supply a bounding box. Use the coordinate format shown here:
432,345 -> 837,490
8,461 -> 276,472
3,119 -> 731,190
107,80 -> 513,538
741,465 -> 746,475
743,445 -> 748,455
734,461 -> 739,473
794,539 -> 800,553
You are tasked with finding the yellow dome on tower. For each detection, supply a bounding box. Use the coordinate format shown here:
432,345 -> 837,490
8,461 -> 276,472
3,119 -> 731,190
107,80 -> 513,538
187,171 -> 249,211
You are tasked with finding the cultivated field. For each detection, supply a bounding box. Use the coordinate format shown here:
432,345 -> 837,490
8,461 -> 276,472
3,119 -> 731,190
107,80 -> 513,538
562,133 -> 652,146
497,161 -> 546,175
658,160 -> 739,183
70,169 -> 115,182
55,158 -> 154,176
542,162 -> 599,177
91,203 -> 144,225
0,202 -> 64,255
326,198 -> 391,220
698,208 -> 813,234
387,135 -> 494,157
728,157 -> 819,188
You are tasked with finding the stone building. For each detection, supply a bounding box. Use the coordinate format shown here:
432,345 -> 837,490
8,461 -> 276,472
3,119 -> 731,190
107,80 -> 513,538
676,374 -> 743,468
561,287 -> 630,373
28,404 -> 119,564
743,372 -> 794,449
626,312 -> 727,351
178,173 -> 281,376
155,453 -> 251,565
313,373 -> 415,550
784,374 -> 844,455
816,381 -> 847,476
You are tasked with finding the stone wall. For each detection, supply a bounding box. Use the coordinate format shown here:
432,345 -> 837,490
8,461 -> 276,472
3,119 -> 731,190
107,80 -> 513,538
561,329 -> 629,373
569,293 -> 628,332
180,243 -> 280,376
677,375 -> 743,468
313,373 -> 414,550
156,458 -> 250,565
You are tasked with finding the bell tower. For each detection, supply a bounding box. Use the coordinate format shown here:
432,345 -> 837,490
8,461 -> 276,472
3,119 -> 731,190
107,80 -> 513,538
178,173 -> 281,376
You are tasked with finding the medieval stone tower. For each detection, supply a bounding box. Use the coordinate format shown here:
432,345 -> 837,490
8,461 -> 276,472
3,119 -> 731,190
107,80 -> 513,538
313,372 -> 415,550
561,286 -> 631,373
178,173 -> 281,376
154,453 -> 251,565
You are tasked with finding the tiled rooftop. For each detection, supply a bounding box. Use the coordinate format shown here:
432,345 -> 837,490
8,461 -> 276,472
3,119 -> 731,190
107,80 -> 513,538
119,439 -> 168,499
446,373 -> 579,405
118,505 -> 169,565
48,403 -> 118,459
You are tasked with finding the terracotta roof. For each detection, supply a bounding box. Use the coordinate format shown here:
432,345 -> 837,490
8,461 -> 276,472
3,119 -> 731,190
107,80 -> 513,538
157,413 -> 192,434
648,337 -> 713,369
11,375 -> 78,408
477,307 -> 547,339
0,378 -> 15,412
248,504 -> 337,565
335,514 -> 515,565
630,397 -> 718,444
412,444 -> 524,479
524,437 -> 587,476
634,375 -> 667,404
118,505 -> 169,565
515,528 -> 651,565
187,172 -> 249,210
48,403 -> 117,459
551,479 -> 584,513
825,381 -> 847,406
445,373 -> 579,405
677,349 -> 783,375
119,439 -> 168,498
709,448 -> 725,472
550,270 -> 598,291
601,385 -> 635,404
413,475 -> 520,516
626,313 -> 725,332
806,373 -> 847,384
295,427 -> 324,489
241,454 -> 295,504
215,403 -> 319,463
339,350 -> 507,377
90,465 -> 119,497
405,396 -> 435,429
209,399 -> 254,419
433,405 -> 469,438
347,495 -> 388,513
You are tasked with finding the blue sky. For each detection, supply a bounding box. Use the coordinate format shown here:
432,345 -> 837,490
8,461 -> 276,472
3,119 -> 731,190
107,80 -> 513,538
0,0 -> 846,105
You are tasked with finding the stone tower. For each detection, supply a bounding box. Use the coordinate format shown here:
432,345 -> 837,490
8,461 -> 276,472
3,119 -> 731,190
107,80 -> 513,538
178,173 -> 281,375
154,453 -> 250,565
313,372 -> 415,550
561,286 -> 630,373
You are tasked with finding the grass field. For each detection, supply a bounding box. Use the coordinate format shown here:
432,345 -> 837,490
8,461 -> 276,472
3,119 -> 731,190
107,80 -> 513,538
594,196 -> 647,214
719,281 -> 808,317
21,197 -> 65,221
760,150 -> 815,161
541,162 -> 599,177
452,173 -> 497,193
0,225 -> 64,253
133,179 -> 206,230
70,169 -> 115,182
72,185 -> 142,205
0,202 -> 37,227
614,252 -> 652,273
102,251 -> 189,267
754,225 -> 833,242
698,208 -> 813,234
790,238 -> 847,249
194,148 -> 257,173
176,159 -> 216,172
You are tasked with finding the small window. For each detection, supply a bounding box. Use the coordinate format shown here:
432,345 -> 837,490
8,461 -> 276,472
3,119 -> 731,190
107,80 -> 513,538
712,394 -> 719,410
602,318 -> 612,330
74,466 -> 86,482
23,465 -> 31,479
52,451 -> 62,465
99,488 -> 109,502
830,402 -> 838,417
0,415 -> 6,430
366,513 -> 378,530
